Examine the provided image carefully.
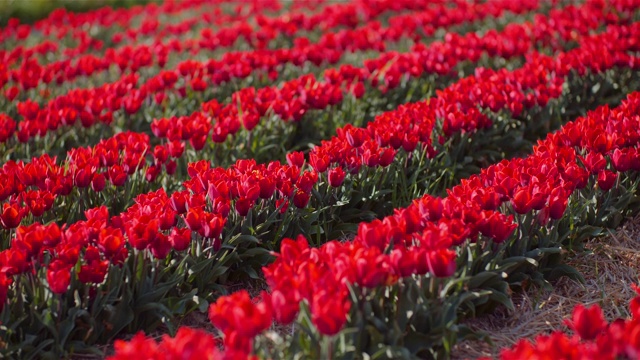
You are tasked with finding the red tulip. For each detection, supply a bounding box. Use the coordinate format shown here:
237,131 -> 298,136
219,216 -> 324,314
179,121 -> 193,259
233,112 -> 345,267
158,209 -> 177,230
597,170 -> 618,191
156,327 -> 220,359
548,187 -> 569,220
258,177 -> 276,199
91,173 -> 106,192
185,208 -> 203,231
582,153 -> 607,174
110,332 -> 159,359
612,148 -> 633,172
286,151 -> 305,167
169,191 -> 188,214
108,165 -> 127,187
98,228 -> 125,258
78,259 -> 109,284
169,228 -> 191,251
311,292 -> 350,336
344,125 -> 365,148
241,113 -> 260,131
309,152 -> 329,172
482,212 -> 516,243
145,164 -> 161,182
391,248 -> 419,278
47,260 -> 72,294
293,190 -> 310,209
270,289 -> 300,325
426,248 -> 456,278
235,197 -> 253,217
1,203 -> 23,229
150,233 -> 172,260
74,167 -> 92,188
358,220 -> 387,250
565,304 -> 607,341
328,167 -> 346,187
378,147 -> 395,167
208,290 -> 272,339
202,213 -> 225,240
296,171 -> 317,193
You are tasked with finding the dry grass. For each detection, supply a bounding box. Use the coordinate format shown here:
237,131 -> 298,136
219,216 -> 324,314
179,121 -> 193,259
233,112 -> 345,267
451,214 -> 640,359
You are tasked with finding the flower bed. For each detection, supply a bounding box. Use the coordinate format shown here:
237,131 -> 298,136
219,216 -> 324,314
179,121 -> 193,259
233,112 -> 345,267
2,0 -> 640,358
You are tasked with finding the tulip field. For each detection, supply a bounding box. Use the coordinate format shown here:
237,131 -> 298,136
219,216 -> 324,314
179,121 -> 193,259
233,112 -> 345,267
3,0 -> 640,358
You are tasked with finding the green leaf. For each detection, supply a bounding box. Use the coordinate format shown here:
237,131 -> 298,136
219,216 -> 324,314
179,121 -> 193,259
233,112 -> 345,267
244,266 -> 260,280
24,339 -> 55,360
370,345 -> 413,360
487,289 -> 515,311
546,264 -> 585,283
467,272 -> 501,289
403,332 -> 434,356
137,278 -> 181,305
239,247 -> 272,259
229,234 -> 261,246
106,296 -> 134,340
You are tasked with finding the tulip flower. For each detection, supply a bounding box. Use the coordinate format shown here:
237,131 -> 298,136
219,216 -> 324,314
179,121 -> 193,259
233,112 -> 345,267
565,304 -> 607,341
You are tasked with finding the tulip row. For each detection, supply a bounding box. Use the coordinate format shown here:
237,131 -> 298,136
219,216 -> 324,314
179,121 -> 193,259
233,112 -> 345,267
106,283 -> 640,360
0,0 -> 543,150
0,0 -> 544,160
104,90 -> 640,358
1,19 -> 638,359
14,0 -> 605,153
2,17 -> 636,233
208,88 -> 640,357
3,6 -> 640,358
0,131 -> 183,229
0,0 -> 444,94
0,0 -> 250,98
0,0 -> 231,59
0,2 -> 191,60
0,0 -> 345,69
122,1 -> 640,150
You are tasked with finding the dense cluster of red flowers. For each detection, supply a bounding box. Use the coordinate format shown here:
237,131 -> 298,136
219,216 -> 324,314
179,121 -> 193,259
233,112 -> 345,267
2,0 -> 639,310
1,0 -> 482,97
3,0 -> 640,358
0,0 -> 541,146
3,3 -> 638,230
108,284 -> 640,360
244,87 -> 640,348
0,131 -> 180,226
105,90 -> 640,359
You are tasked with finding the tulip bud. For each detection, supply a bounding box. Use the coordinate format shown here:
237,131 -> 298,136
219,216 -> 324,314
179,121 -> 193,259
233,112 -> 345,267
597,170 -> 618,191
565,304 -> 607,341
293,190 -> 310,209
328,167 -> 346,187
0,203 -> 22,229
91,173 -> 106,192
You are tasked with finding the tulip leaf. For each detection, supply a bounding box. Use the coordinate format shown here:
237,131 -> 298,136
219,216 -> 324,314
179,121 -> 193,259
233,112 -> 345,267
467,271 -> 501,289
230,234 -> 261,245
546,263 -> 585,284
370,345 -> 413,360
24,339 -> 55,360
105,297 -> 134,340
